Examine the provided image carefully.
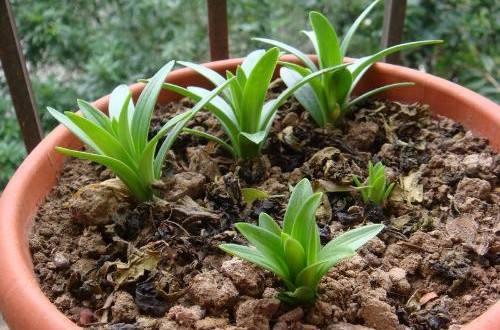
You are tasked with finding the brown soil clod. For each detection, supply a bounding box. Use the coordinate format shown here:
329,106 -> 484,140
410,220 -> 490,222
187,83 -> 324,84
189,270 -> 239,311
235,297 -> 280,329
220,257 -> 266,297
67,179 -> 131,226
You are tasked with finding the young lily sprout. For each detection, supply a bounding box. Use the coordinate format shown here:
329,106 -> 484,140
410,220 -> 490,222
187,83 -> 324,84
353,161 -> 395,205
162,48 -> 347,160
48,61 -> 232,201
255,0 -> 443,127
220,178 -> 384,304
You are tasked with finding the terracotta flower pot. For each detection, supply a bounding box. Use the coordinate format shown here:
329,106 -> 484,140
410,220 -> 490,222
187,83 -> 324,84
0,57 -> 499,330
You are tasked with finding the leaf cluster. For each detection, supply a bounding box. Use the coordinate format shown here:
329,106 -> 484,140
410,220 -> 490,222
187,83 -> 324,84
256,0 -> 443,126
220,178 -> 384,304
48,61 -> 232,201
353,161 -> 395,205
162,48 -> 347,159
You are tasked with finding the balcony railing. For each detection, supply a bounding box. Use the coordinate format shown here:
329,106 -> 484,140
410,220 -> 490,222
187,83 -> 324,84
0,0 -> 407,153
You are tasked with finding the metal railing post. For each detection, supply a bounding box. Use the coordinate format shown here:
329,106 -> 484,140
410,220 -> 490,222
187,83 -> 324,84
381,0 -> 407,65
0,0 -> 42,152
207,0 -> 229,61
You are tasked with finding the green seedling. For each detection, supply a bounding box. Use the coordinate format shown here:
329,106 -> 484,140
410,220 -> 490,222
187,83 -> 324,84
255,0 -> 442,126
353,161 -> 395,205
49,61 -> 232,201
220,178 -> 384,304
161,48 -> 348,159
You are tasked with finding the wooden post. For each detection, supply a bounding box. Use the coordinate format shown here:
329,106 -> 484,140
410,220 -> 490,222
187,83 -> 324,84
381,0 -> 407,65
0,0 -> 43,152
207,0 -> 229,61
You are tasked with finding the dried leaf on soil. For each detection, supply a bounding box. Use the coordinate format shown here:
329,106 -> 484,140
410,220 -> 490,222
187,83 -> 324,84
390,170 -> 424,204
173,196 -> 219,223
101,241 -> 164,288
312,179 -> 353,193
241,187 -> 270,205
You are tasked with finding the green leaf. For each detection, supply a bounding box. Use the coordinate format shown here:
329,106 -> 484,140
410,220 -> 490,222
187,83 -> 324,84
132,60 -> 175,152
153,77 -> 234,177
352,175 -> 368,202
225,71 -> 243,120
161,83 -> 241,150
182,128 -> 236,157
296,247 -> 355,288
302,30 -> 319,57
349,40 -> 443,80
241,49 -> 266,76
64,112 -> 136,167
353,162 -> 393,205
109,84 -> 133,122
55,147 -> 151,201
241,48 -> 280,132
283,178 -> 313,234
278,286 -> 316,305
258,213 -> 282,236
309,11 -> 342,68
77,99 -> 113,132
347,82 -> 414,108
291,192 -> 322,262
370,175 -> 386,204
235,66 -> 247,87
278,62 -> 318,91
153,118 -> 187,179
340,0 -> 381,55
48,107 -> 102,153
280,67 -> 326,126
259,100 -> 279,134
241,187 -> 270,205
238,131 -> 267,159
235,223 -> 283,259
253,37 -> 317,72
148,110 -> 192,146
314,247 -> 356,283
137,136 -> 157,185
219,244 -> 288,280
187,86 -> 239,128
384,182 -> 395,200
319,224 -> 384,260
179,61 -> 233,104
307,222 -> 321,265
110,118 -> 119,135
368,161 -> 375,178
235,222 -> 289,277
330,68 -> 353,108
115,91 -> 136,158
278,61 -> 331,125
178,60 -> 226,86
261,64 -> 348,130
282,233 -> 307,279
346,40 -> 442,104
239,131 -> 267,145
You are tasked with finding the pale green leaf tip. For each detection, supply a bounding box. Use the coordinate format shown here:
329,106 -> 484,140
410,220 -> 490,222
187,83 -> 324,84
309,11 -> 321,19
268,46 -> 280,56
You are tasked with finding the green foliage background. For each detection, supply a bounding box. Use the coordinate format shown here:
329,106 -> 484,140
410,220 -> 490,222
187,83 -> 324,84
1,0 -> 498,187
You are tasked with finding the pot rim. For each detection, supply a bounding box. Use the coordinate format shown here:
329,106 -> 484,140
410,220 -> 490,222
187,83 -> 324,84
0,57 -> 499,330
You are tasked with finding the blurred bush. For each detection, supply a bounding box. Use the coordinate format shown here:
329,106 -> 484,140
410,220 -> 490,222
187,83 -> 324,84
0,0 -> 498,187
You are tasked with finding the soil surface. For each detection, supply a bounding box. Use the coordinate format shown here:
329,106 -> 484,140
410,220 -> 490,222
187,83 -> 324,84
30,81 -> 499,330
